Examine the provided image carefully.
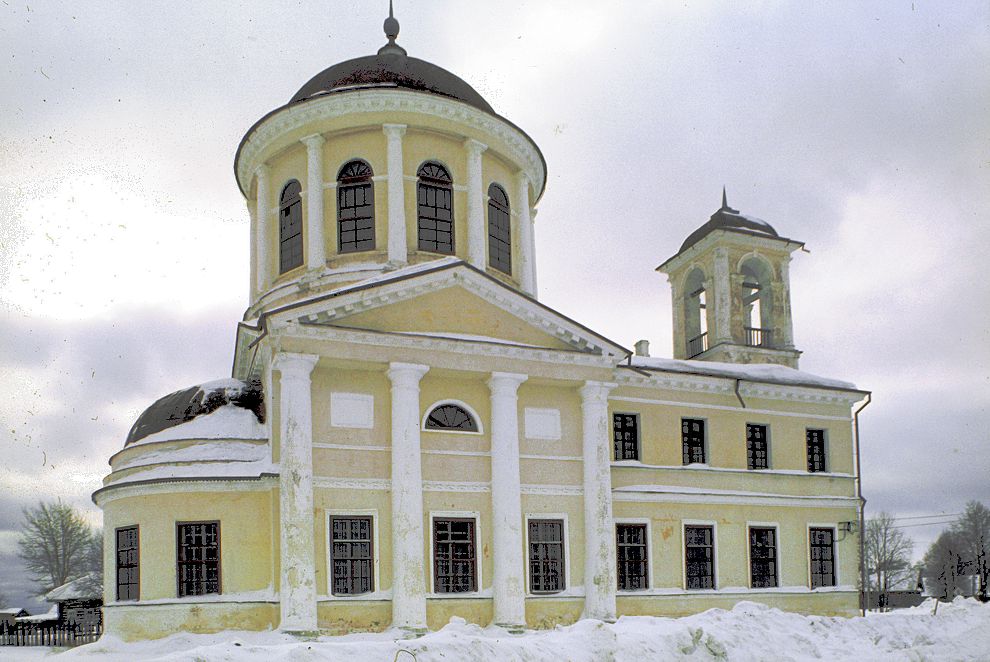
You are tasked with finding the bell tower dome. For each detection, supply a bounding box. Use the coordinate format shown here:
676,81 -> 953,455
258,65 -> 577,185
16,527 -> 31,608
657,191 -> 804,368
234,6 -> 546,320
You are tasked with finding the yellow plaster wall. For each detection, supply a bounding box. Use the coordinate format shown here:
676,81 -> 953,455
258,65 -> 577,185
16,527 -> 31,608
322,128 -> 388,258
105,603 -> 278,641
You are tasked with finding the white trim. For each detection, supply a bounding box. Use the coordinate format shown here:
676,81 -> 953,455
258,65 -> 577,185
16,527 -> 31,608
315,477 -> 390,491
313,443 -> 389,452
524,513 -> 571,596
421,399 -> 485,435
612,486 -> 858,509
428,511 -> 483,597
325,510 -> 380,599
611,461 -> 853,479
312,477 -> 584,496
615,517 -> 653,592
329,392 -> 375,429
807,522 -> 841,590
682,519 -> 719,591
423,449 -> 490,458
520,454 -> 583,462
610,586 -> 857,597
745,521 -> 781,590
524,407 -> 562,441
610,395 -> 852,422
93,477 -> 276,506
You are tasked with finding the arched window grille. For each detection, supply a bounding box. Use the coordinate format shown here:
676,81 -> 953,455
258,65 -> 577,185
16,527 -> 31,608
279,180 -> 304,273
337,160 -> 375,253
425,403 -> 478,432
417,162 -> 454,254
487,183 -> 511,274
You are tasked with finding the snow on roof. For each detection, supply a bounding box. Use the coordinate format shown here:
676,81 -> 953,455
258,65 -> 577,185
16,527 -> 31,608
108,457 -> 276,487
129,405 -> 267,447
17,606 -> 58,622
0,608 -> 27,615
115,440 -> 269,472
45,573 -> 102,602
629,355 -> 857,390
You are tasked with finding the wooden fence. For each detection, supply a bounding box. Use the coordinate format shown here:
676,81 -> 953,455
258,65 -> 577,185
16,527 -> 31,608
0,621 -> 102,647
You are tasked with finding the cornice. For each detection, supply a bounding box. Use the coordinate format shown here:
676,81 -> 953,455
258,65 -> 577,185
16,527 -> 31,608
615,369 -> 863,405
93,476 -> 276,506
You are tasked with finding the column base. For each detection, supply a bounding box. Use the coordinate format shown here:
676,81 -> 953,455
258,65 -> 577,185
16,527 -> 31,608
494,622 -> 527,634
395,626 -> 428,638
280,628 -> 321,639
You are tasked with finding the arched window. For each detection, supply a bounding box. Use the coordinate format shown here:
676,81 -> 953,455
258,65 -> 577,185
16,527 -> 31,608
337,160 -> 375,253
425,403 -> 478,432
684,267 -> 708,358
279,180 -> 303,273
487,183 -> 511,274
417,162 -> 454,254
740,257 -> 774,347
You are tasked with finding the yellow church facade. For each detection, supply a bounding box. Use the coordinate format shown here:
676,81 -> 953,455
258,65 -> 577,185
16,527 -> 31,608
94,12 -> 868,640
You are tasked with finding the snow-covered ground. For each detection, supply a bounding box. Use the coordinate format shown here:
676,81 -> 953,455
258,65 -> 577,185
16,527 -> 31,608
9,598 -> 989,661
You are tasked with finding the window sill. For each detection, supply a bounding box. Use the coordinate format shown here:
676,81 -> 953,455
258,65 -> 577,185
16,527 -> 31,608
428,588 -> 492,599
318,590 -> 392,602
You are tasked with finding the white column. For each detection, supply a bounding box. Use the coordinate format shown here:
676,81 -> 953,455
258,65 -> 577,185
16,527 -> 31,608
247,200 -> 258,302
387,362 -> 429,630
778,256 -> 796,349
302,134 -> 326,272
255,164 -> 271,293
515,172 -> 536,296
273,352 -> 319,633
487,371 -> 527,628
383,124 -> 408,265
670,277 -> 685,359
712,246 -> 732,345
464,138 -> 488,270
580,380 -> 617,621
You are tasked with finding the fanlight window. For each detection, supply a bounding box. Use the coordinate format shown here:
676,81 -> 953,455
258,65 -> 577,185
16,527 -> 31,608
279,180 -> 304,273
487,183 -> 511,274
425,403 -> 478,432
417,162 -> 454,254
337,160 -> 375,253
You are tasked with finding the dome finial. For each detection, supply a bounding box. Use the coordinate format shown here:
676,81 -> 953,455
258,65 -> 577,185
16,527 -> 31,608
379,0 -> 407,56
721,186 -> 728,210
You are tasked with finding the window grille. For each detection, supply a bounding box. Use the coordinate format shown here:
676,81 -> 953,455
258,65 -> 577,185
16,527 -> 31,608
807,429 -> 827,472
747,424 -> 769,470
116,526 -> 139,601
616,523 -> 648,590
487,183 -> 511,274
685,525 -> 715,589
330,516 -> 374,595
749,527 -> 778,588
337,160 -> 375,253
176,522 -> 220,597
425,404 -> 478,431
433,518 -> 477,593
613,413 -> 639,461
809,527 -> 836,588
417,162 -> 454,254
528,519 -> 565,593
682,418 -> 706,465
279,180 -> 304,273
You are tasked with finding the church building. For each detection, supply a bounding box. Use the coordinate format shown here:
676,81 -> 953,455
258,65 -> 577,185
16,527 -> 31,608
94,10 -> 869,639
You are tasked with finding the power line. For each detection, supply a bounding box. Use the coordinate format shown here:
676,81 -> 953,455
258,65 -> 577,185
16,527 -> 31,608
889,513 -> 962,521
892,519 -> 960,529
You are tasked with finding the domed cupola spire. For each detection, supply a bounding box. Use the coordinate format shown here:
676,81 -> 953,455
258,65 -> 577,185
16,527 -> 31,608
378,1 -> 407,56
720,186 -> 738,213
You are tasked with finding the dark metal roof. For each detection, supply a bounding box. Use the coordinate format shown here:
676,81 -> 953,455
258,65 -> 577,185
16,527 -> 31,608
678,192 -> 780,254
125,380 -> 264,446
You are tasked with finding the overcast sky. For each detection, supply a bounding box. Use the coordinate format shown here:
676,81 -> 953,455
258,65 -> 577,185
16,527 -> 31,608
1,1 -> 987,610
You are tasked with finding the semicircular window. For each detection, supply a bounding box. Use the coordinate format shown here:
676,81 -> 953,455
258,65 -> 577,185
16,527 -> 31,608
425,403 -> 478,432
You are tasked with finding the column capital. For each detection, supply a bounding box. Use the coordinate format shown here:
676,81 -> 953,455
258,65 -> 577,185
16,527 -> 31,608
272,352 -> 319,378
487,372 -> 527,394
464,137 -> 488,155
579,380 -> 617,404
387,362 -> 429,385
383,123 -> 407,138
301,133 -> 325,148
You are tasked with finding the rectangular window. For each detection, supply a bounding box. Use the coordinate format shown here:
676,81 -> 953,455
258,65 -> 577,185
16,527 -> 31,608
176,522 -> 220,597
330,516 -> 374,595
747,424 -> 769,470
528,519 -> 565,593
616,523 -> 649,590
115,526 -> 139,601
685,525 -> 715,589
682,418 -> 706,465
433,518 -> 477,593
749,527 -> 778,588
613,413 -> 639,461
809,527 -> 836,588
807,429 -> 828,472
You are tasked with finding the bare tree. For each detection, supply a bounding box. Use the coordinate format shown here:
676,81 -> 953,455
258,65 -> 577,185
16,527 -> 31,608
17,501 -> 101,593
865,511 -> 914,610
950,501 -> 990,601
923,530 -> 968,599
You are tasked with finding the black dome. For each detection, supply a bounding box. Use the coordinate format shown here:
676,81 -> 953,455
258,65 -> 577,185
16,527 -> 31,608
290,51 -> 495,115
125,379 -> 264,446
678,198 -> 780,254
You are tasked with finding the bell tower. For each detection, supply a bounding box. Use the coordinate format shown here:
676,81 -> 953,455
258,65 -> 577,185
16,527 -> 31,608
657,191 -> 804,368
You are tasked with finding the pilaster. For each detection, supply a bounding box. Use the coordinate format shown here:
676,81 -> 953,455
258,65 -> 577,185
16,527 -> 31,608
516,172 -> 536,297
579,380 -> 617,621
302,134 -> 326,272
255,164 -> 271,293
387,361 -> 429,631
465,139 -> 488,269
272,352 -> 319,633
778,256 -> 796,350
383,124 -> 408,265
487,371 -> 528,629
712,247 -> 732,345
